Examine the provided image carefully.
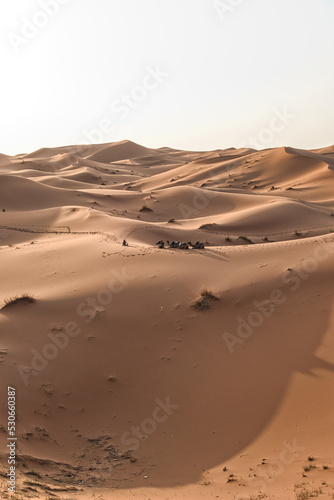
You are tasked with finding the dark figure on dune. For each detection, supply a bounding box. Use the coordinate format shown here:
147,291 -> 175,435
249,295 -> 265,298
167,240 -> 179,248
188,241 -> 205,249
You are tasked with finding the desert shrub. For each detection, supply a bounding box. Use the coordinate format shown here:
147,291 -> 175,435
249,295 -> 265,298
239,236 -> 253,244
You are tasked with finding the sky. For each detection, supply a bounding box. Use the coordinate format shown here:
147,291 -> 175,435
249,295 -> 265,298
0,0 -> 333,155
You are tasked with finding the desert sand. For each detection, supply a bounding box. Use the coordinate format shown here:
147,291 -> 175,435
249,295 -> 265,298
1,140 -> 334,499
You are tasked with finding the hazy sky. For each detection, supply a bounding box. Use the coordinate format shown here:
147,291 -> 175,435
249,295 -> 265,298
1,0 -> 333,155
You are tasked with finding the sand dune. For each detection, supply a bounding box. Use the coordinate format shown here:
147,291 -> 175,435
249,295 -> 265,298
286,146 -> 334,167
1,140 -> 334,500
86,140 -> 154,163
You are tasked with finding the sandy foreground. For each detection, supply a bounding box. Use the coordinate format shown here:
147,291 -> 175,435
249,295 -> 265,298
0,140 -> 334,499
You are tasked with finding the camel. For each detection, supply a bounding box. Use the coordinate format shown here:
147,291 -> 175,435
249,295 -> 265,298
188,241 -> 205,249
167,240 -> 179,248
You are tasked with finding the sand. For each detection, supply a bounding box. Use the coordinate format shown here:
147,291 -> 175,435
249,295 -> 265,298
1,140 -> 334,499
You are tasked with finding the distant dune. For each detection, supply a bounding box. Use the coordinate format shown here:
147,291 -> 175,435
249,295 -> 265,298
1,140 -> 334,499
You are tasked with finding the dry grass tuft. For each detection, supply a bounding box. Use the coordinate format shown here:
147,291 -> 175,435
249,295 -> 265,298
303,463 -> 316,473
2,294 -> 36,310
140,205 -> 153,212
295,488 -> 322,499
192,288 -> 219,311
